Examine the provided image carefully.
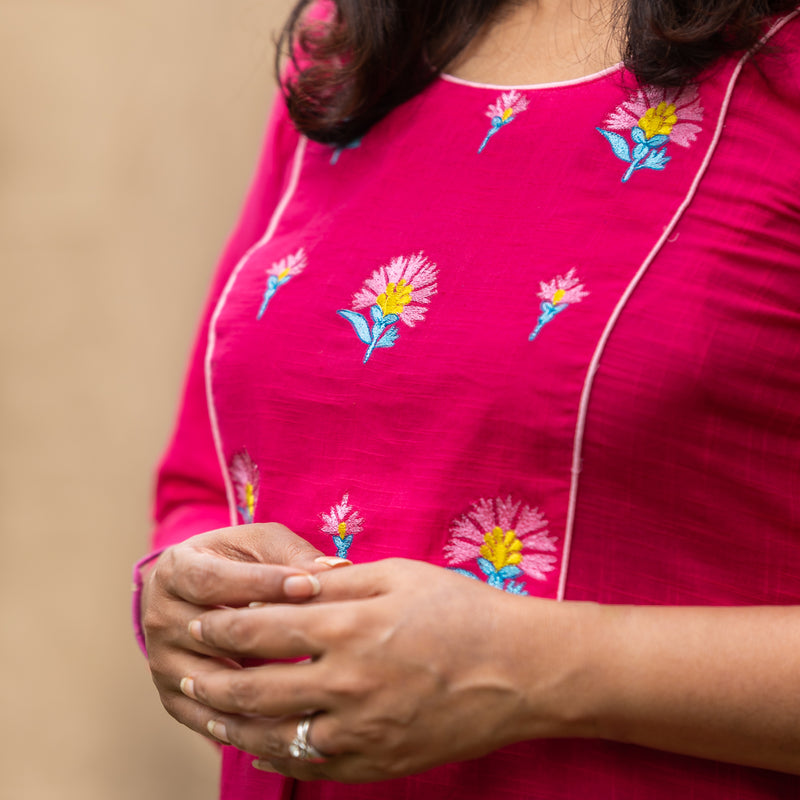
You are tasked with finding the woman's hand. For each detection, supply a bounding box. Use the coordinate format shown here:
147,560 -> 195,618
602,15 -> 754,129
172,556 -> 800,780
141,523 -> 347,743
179,558 -> 592,782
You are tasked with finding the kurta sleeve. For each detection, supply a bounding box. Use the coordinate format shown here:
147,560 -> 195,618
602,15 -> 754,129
132,93 -> 301,653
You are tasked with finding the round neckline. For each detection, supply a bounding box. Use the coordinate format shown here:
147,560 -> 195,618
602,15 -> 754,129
438,61 -> 624,92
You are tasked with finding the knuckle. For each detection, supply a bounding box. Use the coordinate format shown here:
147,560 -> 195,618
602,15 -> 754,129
153,547 -> 177,586
317,611 -> 352,644
381,557 -> 409,574
227,673 -> 262,713
141,603 -> 169,637
262,728 -> 289,758
147,658 -> 169,685
224,612 -> 257,650
327,671 -> 369,704
158,691 -> 181,721
283,539 -> 312,565
182,560 -> 215,600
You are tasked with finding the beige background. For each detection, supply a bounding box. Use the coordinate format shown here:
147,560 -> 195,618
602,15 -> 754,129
1,1 -> 292,797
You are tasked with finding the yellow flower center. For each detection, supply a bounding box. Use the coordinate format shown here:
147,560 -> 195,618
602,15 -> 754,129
501,108 -> 514,122
637,102 -> 678,139
278,267 -> 291,280
480,526 -> 523,570
245,484 -> 255,518
337,521 -> 348,540
552,289 -> 566,304
376,279 -> 413,316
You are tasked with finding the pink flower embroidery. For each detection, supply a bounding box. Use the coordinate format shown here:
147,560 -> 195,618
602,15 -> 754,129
445,496 -> 557,594
257,247 -> 307,319
529,268 -> 589,341
338,252 -> 439,363
479,90 -> 530,153
597,85 -> 704,182
229,449 -> 259,524
320,493 -> 364,559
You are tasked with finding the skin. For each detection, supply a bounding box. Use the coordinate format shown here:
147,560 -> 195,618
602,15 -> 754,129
142,0 -> 800,785
141,523 -> 347,743
144,527 -> 800,782
446,0 -> 620,85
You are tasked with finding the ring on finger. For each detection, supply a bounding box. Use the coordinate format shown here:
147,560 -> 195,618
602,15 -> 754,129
288,715 -> 328,764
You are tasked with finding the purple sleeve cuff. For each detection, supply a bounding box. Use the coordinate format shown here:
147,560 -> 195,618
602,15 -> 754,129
131,550 -> 166,657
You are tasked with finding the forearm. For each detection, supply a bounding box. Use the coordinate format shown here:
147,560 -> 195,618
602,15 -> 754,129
534,601 -> 800,774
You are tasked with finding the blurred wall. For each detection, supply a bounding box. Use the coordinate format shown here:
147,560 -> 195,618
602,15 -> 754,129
0,1 -> 292,797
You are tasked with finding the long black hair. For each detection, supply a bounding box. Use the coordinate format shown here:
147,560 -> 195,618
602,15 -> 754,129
277,0 -> 797,144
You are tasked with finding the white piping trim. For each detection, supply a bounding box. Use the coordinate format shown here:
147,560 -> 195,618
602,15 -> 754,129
204,136 -> 309,526
439,62 -> 623,92
556,9 -> 800,602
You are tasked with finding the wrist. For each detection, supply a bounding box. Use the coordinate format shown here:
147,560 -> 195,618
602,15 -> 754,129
505,596 -> 608,743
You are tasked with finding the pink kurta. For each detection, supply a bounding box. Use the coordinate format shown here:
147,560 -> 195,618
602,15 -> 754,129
136,10 -> 800,798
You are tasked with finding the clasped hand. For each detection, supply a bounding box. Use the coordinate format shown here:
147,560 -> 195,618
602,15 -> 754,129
141,524 -> 575,783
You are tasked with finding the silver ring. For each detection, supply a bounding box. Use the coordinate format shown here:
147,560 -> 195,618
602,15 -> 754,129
288,716 -> 328,763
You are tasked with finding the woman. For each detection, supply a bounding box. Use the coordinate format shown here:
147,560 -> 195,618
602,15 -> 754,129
135,0 -> 800,797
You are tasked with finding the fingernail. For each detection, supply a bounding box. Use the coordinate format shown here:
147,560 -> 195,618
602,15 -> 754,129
314,556 -> 353,568
248,601 -> 266,608
188,620 -> 203,640
207,720 -> 229,743
283,574 -> 321,598
179,677 -> 196,699
252,759 -> 278,773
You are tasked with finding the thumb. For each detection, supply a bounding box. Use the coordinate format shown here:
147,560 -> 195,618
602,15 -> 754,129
312,558 -> 409,602
162,524 -> 345,607
237,523 -> 349,573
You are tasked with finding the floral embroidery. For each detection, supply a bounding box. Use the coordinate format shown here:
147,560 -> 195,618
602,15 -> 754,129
229,449 -> 259,524
257,248 -> 307,319
337,252 -> 438,363
444,496 -> 557,595
597,85 -> 703,182
479,90 -> 529,153
320,493 -> 364,559
330,138 -> 362,165
529,268 -> 589,341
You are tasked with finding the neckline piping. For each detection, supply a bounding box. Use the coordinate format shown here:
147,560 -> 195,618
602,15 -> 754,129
438,61 -> 624,91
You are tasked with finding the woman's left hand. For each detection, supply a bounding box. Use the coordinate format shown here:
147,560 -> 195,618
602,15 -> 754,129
180,558 -> 590,783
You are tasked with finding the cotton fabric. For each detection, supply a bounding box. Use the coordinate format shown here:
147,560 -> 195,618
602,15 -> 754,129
136,12 -> 800,798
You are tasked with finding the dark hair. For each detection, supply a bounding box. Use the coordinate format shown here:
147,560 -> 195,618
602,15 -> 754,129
277,0 -> 797,145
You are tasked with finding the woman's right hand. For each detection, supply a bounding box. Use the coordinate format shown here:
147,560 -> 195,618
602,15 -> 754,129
140,522 -> 339,741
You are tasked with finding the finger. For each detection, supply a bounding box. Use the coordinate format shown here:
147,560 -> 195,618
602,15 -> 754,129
153,655 -> 239,741
149,647 -> 237,699
252,752 -> 394,784
210,712 -> 340,770
158,546 -> 322,607
188,661 -> 328,718
161,692 -> 228,741
195,523 -> 331,573
143,593 -> 236,659
189,603 -> 356,659
312,558 -> 407,602
243,719 -> 392,784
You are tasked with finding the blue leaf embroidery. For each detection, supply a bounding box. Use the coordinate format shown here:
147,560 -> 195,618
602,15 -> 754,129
643,148 -> 670,170
497,564 -> 523,580
374,327 -> 400,348
336,310 -> 372,344
596,128 -> 632,163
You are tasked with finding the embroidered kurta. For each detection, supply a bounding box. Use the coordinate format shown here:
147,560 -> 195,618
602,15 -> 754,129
136,11 -> 800,799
